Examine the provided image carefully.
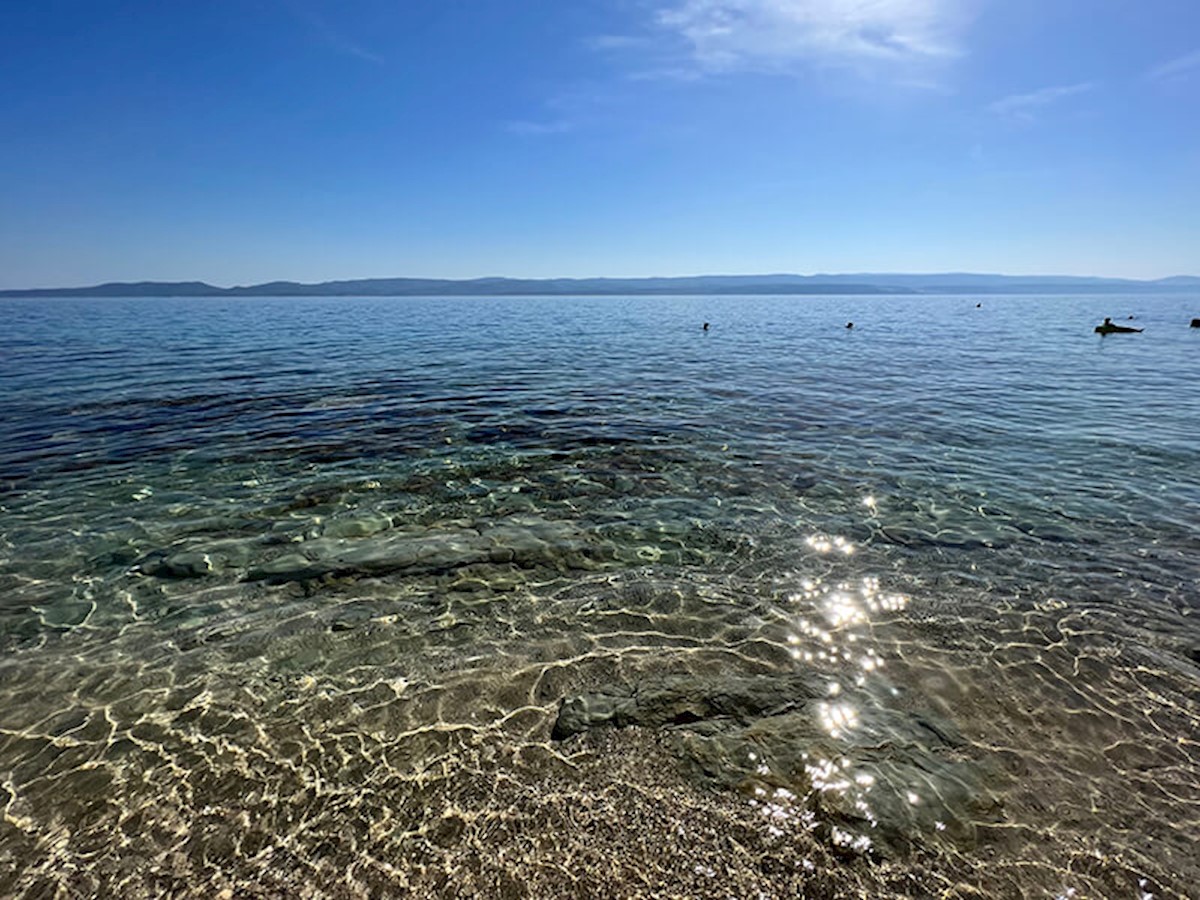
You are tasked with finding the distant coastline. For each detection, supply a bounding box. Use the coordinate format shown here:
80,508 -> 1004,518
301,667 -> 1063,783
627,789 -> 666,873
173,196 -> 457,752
3,272 -> 1198,298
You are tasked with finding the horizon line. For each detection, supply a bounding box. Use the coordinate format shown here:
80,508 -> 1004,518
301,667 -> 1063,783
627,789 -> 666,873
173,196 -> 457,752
3,270 -> 1199,293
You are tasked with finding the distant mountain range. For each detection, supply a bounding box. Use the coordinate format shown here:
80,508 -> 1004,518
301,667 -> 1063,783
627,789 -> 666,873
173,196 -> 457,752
3,273 -> 1199,297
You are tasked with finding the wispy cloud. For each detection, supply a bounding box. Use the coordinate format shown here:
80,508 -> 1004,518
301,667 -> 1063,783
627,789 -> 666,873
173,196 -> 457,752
503,84 -> 620,138
989,82 -> 1093,121
1146,48 -> 1200,83
513,1 -> 972,137
505,119 -> 576,136
321,31 -> 385,65
648,0 -> 972,78
587,34 -> 654,52
282,0 -> 384,65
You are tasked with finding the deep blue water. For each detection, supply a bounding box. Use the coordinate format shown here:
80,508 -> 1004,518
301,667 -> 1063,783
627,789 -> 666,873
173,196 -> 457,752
0,294 -> 1198,898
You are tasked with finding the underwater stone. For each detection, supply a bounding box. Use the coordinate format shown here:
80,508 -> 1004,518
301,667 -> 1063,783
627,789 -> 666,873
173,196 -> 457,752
247,531 -> 497,582
244,517 -> 599,583
1015,521 -> 1076,542
39,601 -> 94,628
552,673 -> 997,858
613,475 -> 636,494
552,692 -> 640,739
210,540 -> 255,568
335,531 -> 493,574
329,606 -> 375,632
551,673 -> 822,739
488,546 -> 516,564
136,540 -> 256,579
322,514 -> 393,539
791,473 -> 820,492
137,550 -> 217,578
163,551 -> 216,577
247,552 -> 329,582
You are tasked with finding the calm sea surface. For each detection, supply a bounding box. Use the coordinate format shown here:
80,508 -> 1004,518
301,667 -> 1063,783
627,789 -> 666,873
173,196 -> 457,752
1,294 -> 1198,897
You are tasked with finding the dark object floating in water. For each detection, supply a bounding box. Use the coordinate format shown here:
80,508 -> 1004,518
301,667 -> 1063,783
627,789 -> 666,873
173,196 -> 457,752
846,322 -> 854,329
703,322 -> 709,331
1095,317 -> 1142,334
1191,318 -> 1200,328
976,303 -> 982,308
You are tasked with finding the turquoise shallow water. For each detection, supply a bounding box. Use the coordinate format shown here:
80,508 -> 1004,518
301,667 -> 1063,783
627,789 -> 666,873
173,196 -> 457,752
1,294 -> 1198,897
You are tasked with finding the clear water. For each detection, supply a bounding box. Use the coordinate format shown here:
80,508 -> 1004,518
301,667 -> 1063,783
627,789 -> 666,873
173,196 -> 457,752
1,294 -> 1197,898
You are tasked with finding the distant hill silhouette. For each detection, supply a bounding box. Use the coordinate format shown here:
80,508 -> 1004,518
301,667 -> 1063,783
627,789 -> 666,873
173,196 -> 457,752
2,273 -> 1198,297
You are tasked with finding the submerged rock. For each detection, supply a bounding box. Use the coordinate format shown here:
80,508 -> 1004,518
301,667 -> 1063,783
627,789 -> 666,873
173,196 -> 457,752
245,517 -> 599,583
321,513 -> 394,539
134,540 -> 254,579
552,672 -> 999,858
136,549 -> 219,578
38,600 -> 94,629
551,673 -> 821,740
247,552 -> 327,582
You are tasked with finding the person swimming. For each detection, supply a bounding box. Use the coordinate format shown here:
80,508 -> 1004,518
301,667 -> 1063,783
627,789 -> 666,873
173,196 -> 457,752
1095,317 -> 1143,334
846,322 -> 853,329
702,322 -> 710,331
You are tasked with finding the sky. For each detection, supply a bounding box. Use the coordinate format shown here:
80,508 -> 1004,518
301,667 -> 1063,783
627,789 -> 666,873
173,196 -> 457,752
1,0 -> 1198,288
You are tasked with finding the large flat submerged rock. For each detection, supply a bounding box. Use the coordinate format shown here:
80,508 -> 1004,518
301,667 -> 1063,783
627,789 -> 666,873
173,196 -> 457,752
135,515 -> 604,584
552,672 -> 1000,859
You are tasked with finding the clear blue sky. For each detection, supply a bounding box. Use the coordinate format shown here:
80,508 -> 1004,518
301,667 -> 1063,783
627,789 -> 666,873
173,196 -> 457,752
1,0 -> 1197,287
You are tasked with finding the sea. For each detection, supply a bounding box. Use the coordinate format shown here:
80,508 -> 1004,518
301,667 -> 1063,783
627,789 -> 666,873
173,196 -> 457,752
0,294 -> 1197,898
